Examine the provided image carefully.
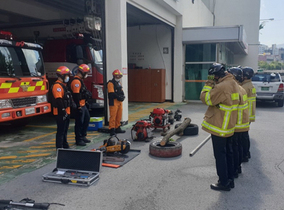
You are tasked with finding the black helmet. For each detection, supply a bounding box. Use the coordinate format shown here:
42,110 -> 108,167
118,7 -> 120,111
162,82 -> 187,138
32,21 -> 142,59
242,67 -> 254,79
208,63 -> 226,77
228,67 -> 243,83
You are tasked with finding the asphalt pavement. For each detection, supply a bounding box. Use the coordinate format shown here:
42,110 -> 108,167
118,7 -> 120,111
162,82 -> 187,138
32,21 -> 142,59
0,101 -> 284,210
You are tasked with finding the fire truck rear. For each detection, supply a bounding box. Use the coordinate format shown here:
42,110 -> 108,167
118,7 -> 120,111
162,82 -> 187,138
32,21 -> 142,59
0,31 -> 51,125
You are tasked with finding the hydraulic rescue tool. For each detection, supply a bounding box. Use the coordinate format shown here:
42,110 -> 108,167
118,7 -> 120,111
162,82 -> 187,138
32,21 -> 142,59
149,108 -> 171,132
98,136 -> 131,154
131,119 -> 153,141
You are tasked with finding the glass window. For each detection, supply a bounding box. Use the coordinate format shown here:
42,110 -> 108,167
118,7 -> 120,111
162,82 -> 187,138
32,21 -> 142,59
185,63 -> 212,100
89,47 -> 103,74
22,49 -> 44,76
0,46 -> 43,77
0,47 -> 15,77
185,44 -> 216,62
252,73 -> 280,82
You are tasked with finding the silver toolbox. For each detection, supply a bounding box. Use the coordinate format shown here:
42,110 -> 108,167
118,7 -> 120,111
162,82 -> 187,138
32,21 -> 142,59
42,149 -> 102,187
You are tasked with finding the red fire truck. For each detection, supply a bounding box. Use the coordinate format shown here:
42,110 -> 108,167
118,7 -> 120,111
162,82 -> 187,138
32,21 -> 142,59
5,16 -> 105,116
0,31 -> 51,125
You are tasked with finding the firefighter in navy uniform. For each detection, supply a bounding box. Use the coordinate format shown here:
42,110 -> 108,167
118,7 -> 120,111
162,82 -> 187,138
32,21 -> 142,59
227,67 -> 250,177
241,67 -> 256,161
200,63 -> 239,191
52,66 -> 72,149
70,64 -> 92,146
108,69 -> 125,136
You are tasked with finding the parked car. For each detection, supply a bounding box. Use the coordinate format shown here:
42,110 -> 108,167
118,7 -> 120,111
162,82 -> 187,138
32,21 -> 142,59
251,72 -> 284,107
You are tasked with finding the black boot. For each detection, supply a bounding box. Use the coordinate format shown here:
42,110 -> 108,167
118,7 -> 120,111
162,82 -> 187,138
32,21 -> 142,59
109,128 -> 115,136
210,181 -> 231,191
82,137 -> 91,143
115,126 -> 125,133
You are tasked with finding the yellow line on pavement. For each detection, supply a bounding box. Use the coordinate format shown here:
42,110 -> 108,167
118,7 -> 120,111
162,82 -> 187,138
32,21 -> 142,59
0,156 -> 17,160
24,131 -> 57,142
30,145 -> 55,149
4,159 -> 37,164
0,165 -> 22,169
23,153 -> 51,158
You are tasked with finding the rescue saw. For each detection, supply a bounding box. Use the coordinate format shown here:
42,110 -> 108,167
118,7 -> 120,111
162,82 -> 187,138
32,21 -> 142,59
98,136 -> 131,154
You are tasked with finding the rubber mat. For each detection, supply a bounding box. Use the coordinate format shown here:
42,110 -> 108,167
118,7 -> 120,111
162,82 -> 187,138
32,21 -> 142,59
102,149 -> 141,168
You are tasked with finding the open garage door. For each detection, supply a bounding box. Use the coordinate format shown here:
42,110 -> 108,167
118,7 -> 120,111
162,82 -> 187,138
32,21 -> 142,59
0,0 -> 107,117
127,3 -> 174,102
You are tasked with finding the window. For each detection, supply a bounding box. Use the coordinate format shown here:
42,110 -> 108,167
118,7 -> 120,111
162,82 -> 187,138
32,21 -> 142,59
0,46 -> 43,77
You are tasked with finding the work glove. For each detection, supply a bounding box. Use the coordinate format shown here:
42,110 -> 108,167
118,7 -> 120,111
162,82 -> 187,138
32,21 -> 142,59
207,75 -> 215,80
62,110 -> 68,121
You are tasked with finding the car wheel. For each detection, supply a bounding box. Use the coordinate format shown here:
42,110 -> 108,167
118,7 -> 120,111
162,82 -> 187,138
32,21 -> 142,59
277,100 -> 284,107
149,141 -> 182,157
174,123 -> 199,136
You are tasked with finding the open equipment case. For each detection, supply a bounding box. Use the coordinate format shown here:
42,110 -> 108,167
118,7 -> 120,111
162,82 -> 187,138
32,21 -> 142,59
42,149 -> 102,186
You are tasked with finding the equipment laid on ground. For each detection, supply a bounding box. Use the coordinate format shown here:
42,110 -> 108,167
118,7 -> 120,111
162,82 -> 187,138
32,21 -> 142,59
168,109 -> 182,124
42,149 -> 102,187
0,198 -> 56,210
131,119 -> 153,141
149,108 -> 171,132
98,136 -> 131,154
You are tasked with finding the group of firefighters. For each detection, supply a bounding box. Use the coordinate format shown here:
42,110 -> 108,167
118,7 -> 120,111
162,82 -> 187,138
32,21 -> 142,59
52,65 -> 125,149
52,62 -> 256,192
200,63 -> 256,191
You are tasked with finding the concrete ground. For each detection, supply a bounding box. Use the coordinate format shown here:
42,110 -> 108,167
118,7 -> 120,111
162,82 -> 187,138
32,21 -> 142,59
0,101 -> 284,210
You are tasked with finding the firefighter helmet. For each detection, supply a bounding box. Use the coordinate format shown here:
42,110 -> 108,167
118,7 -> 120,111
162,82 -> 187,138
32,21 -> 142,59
228,67 -> 243,83
56,66 -> 71,76
78,64 -> 90,74
208,63 -> 226,77
112,69 -> 123,77
242,67 -> 254,79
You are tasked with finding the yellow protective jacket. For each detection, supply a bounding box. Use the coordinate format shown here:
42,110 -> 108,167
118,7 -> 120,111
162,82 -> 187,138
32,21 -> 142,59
241,79 -> 256,122
235,84 -> 250,132
200,74 -> 240,137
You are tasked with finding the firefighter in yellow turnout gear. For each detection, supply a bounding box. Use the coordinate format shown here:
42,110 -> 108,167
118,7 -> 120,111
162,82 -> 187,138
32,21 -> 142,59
107,69 -> 126,136
241,67 -> 256,161
227,67 -> 250,178
200,63 -> 240,191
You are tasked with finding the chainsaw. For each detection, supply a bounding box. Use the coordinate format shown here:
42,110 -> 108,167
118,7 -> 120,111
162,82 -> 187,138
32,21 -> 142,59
98,136 -> 131,154
131,119 -> 153,141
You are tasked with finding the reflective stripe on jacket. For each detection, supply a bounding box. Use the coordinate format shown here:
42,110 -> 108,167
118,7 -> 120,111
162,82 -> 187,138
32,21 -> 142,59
241,80 -> 256,122
235,85 -> 250,132
200,74 -> 240,137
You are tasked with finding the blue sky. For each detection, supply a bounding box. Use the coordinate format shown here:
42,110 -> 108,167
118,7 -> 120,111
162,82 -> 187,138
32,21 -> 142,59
259,0 -> 284,47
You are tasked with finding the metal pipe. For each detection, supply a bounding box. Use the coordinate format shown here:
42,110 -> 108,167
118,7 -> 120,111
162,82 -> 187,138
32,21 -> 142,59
189,135 -> 211,157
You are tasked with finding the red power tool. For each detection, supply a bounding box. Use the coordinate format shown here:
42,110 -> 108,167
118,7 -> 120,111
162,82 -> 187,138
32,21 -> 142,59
149,108 -> 171,132
131,120 -> 153,141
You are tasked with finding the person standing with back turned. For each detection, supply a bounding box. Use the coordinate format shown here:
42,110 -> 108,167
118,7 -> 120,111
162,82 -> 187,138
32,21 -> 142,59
70,64 -> 92,146
200,63 -> 239,191
241,67 -> 256,161
107,69 -> 126,136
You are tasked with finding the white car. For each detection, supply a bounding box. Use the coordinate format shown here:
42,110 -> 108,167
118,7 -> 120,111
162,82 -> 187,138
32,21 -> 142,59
252,72 -> 284,107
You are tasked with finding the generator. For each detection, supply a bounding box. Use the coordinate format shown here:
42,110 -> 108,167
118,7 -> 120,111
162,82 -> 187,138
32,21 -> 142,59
131,120 -> 152,141
149,108 -> 170,131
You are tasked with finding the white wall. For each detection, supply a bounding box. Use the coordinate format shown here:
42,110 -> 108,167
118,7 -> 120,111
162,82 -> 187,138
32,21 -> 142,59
182,0 -> 213,27
127,25 -> 172,100
214,0 -> 260,70
105,0 -> 129,123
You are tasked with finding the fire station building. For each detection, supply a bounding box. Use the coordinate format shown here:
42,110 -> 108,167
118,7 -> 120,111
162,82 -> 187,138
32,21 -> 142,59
0,0 -> 260,122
